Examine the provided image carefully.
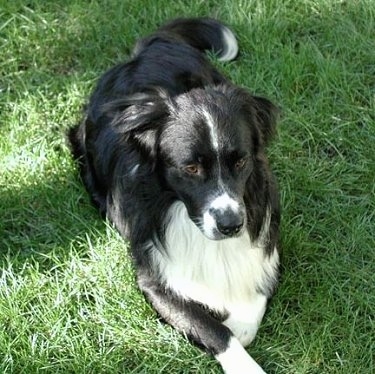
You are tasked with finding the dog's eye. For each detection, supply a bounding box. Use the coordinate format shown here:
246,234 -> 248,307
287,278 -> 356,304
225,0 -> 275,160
184,164 -> 200,175
235,158 -> 247,170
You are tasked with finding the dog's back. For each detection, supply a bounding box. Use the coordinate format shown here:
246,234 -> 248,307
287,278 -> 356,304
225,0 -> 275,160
89,18 -> 239,118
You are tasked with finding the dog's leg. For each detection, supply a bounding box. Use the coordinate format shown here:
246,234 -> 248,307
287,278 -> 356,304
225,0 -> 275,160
223,294 -> 268,347
138,273 -> 266,374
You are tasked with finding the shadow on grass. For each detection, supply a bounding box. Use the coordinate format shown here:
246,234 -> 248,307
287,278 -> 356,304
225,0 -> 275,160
0,170 -> 105,271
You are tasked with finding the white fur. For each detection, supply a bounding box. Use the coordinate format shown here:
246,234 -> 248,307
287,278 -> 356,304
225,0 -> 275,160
202,210 -> 217,238
203,109 -> 219,150
218,27 -> 239,62
216,337 -> 266,374
202,110 -> 232,194
209,193 -> 240,212
223,294 -> 267,347
151,201 -> 279,339
129,164 -> 140,176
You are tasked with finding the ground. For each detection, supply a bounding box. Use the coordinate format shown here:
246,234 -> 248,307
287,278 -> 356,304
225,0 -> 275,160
1,1 -> 374,373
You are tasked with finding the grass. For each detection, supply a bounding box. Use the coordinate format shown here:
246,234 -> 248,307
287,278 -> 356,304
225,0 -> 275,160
0,0 -> 374,372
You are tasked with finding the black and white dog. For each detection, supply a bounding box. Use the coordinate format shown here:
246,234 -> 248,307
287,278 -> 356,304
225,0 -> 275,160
69,18 -> 280,374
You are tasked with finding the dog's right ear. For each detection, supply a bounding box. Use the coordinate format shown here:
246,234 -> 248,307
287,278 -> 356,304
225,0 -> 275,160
103,91 -> 170,159
251,95 -> 280,146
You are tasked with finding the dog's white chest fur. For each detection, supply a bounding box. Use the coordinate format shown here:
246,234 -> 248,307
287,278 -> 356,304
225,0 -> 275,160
151,202 -> 279,346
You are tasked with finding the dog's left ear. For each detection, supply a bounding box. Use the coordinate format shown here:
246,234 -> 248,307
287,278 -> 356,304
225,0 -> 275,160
104,91 -> 170,159
251,95 -> 280,146
126,99 -> 168,159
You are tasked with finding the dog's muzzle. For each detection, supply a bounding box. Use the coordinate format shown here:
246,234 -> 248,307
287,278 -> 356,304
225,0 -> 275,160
202,193 -> 246,239
213,208 -> 245,236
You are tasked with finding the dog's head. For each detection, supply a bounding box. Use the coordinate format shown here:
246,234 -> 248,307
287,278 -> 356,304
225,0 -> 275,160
113,85 -> 279,240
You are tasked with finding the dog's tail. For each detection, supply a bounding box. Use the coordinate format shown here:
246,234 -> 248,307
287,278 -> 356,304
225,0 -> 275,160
133,18 -> 238,62
158,18 -> 238,62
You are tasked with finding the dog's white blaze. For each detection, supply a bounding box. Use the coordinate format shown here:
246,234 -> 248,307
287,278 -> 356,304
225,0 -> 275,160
210,193 -> 240,212
218,26 -> 239,62
202,109 -> 233,193
215,337 -> 266,374
203,110 -> 219,150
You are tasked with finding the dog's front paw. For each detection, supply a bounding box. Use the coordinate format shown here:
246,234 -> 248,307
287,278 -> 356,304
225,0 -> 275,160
215,337 -> 267,374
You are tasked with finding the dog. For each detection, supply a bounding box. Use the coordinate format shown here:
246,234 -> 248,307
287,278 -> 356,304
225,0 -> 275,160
69,18 -> 280,374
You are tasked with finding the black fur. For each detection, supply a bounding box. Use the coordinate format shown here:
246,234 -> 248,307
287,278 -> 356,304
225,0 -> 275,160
69,17 -> 280,371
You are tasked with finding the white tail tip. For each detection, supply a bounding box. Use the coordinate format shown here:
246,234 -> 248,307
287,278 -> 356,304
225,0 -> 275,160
218,26 -> 239,62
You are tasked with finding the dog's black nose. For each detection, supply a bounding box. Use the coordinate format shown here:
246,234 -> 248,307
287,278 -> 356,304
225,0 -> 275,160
216,217 -> 244,236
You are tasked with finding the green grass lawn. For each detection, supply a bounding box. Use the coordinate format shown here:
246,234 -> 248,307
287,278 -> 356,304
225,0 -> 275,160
1,0 -> 374,373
